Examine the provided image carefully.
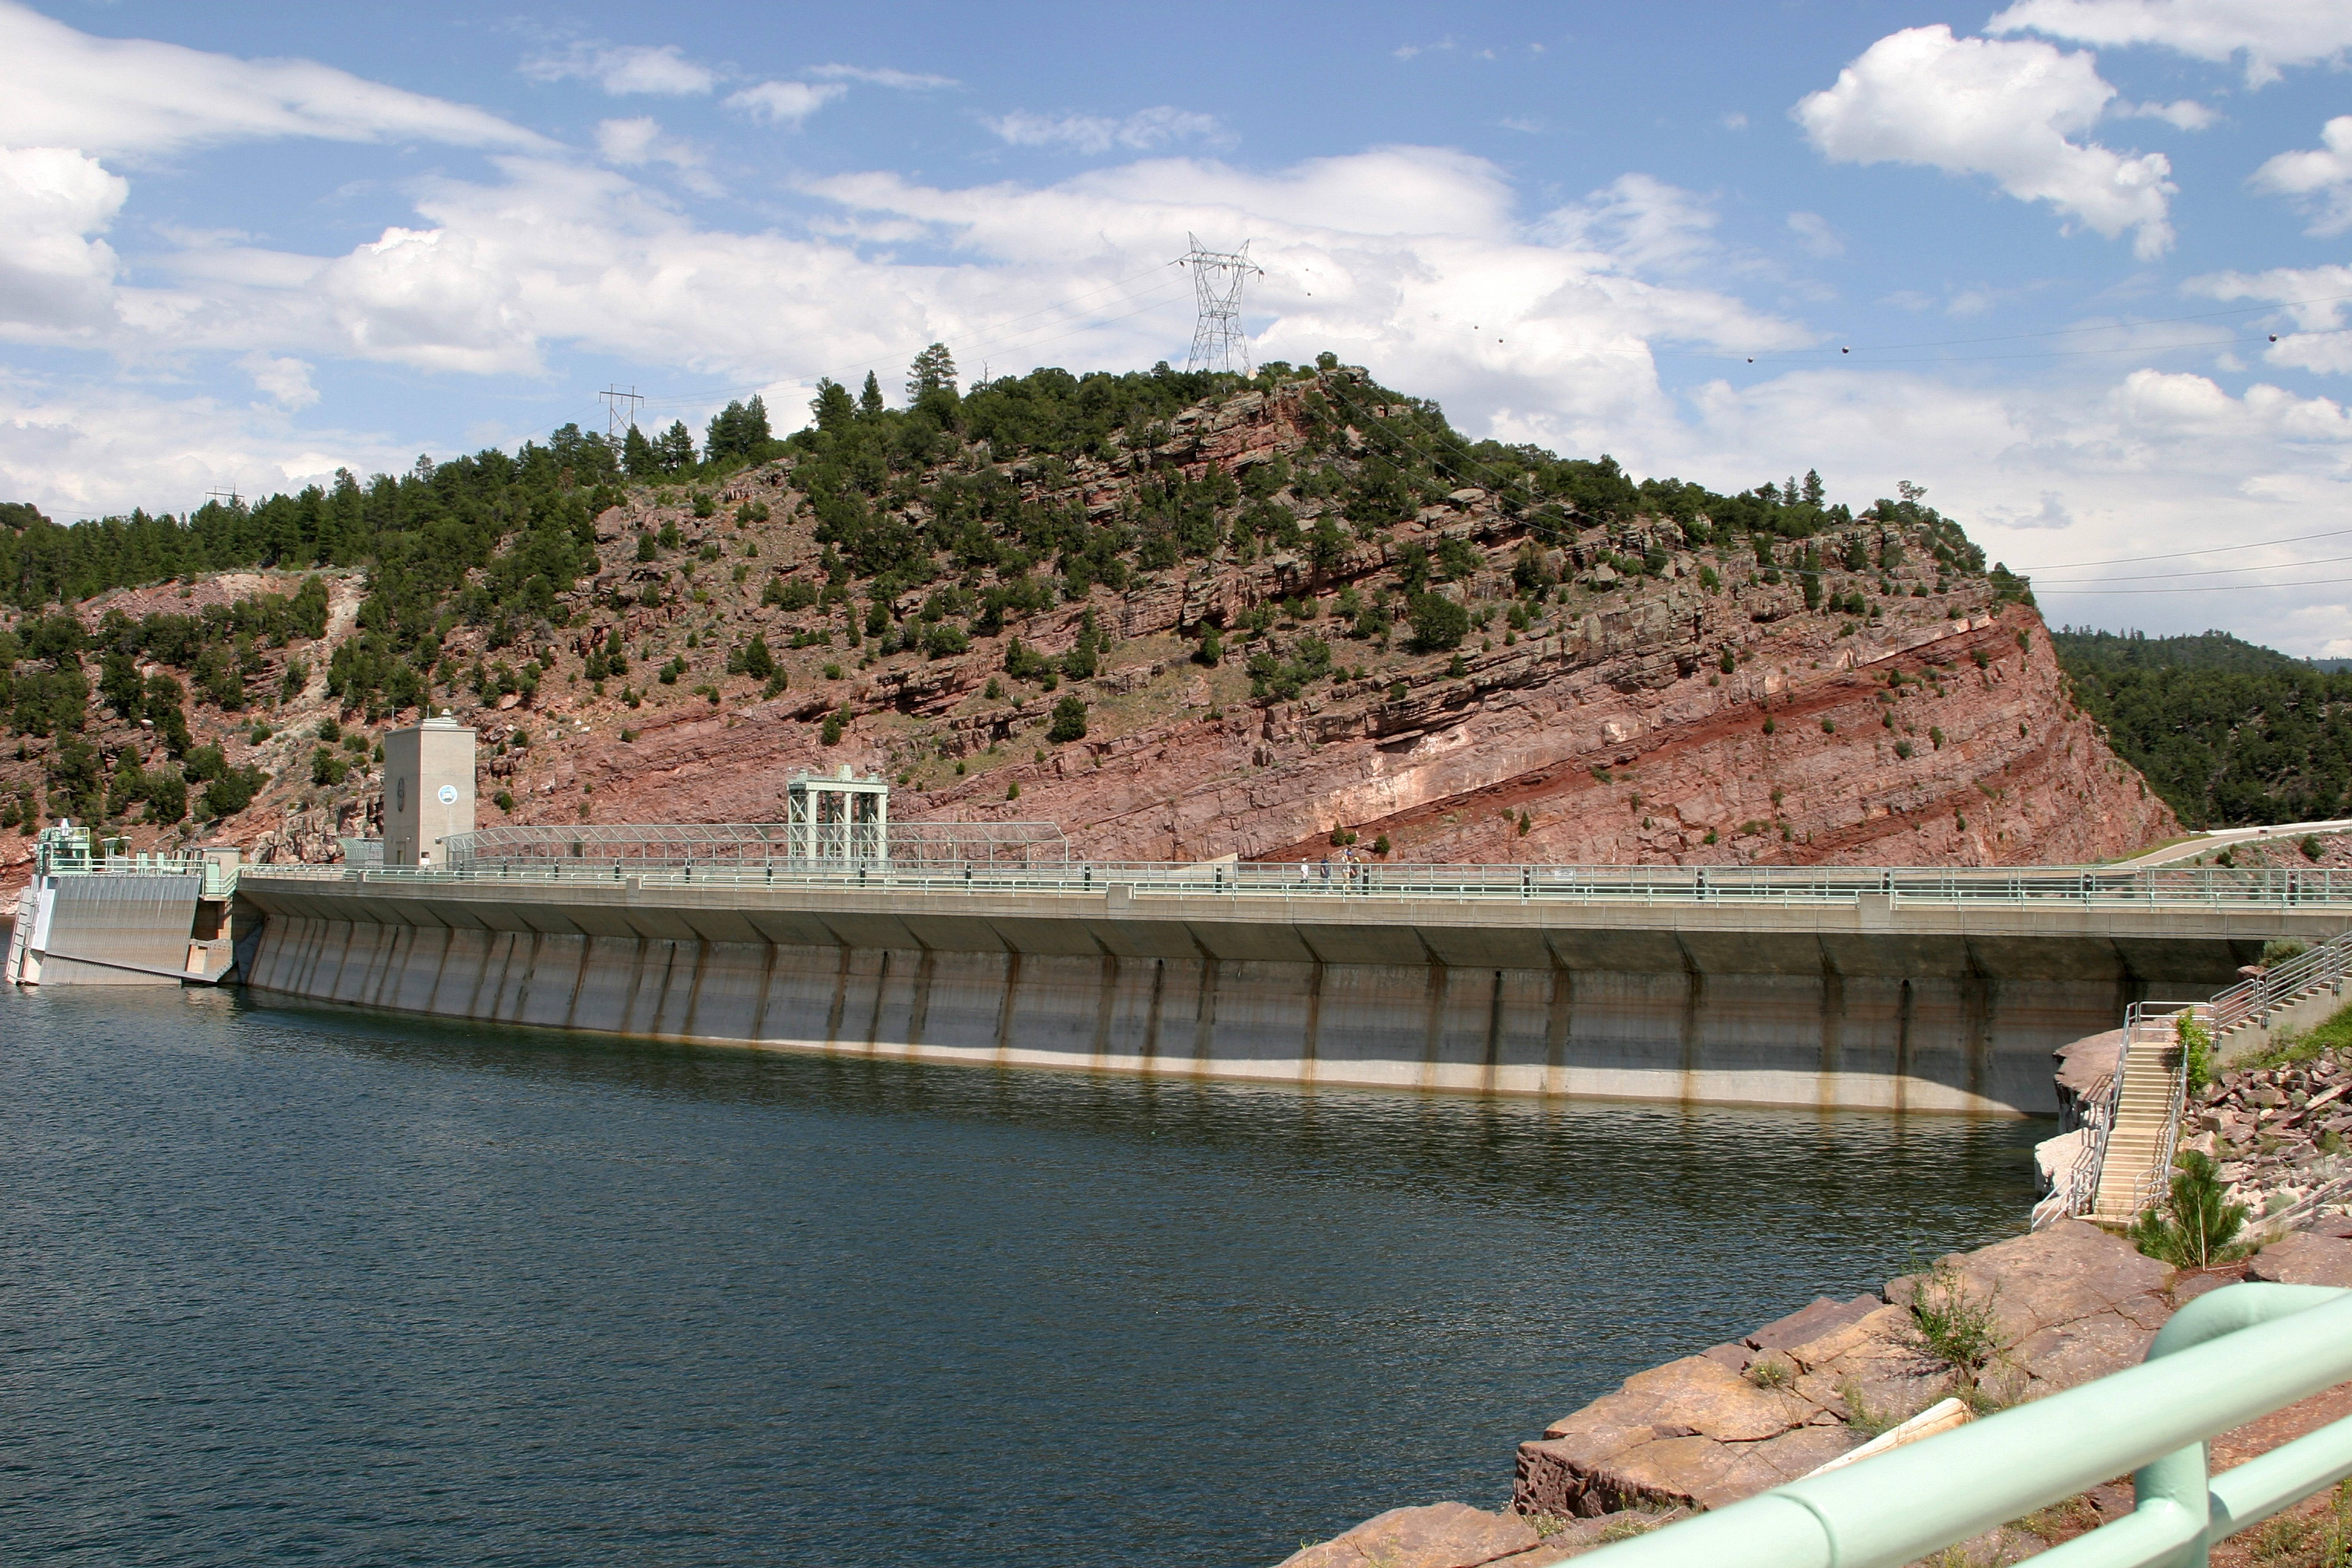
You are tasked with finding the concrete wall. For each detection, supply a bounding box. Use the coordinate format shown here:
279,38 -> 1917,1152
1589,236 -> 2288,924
2220,982 -> 2351,1064
24,872 -> 204,985
235,876 -> 2343,1114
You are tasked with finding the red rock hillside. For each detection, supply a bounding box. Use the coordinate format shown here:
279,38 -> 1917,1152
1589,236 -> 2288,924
0,365 -> 2173,888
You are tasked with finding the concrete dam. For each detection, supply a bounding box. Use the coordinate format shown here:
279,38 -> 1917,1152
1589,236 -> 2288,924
16,719 -> 2352,1118
228,858 -> 2352,1117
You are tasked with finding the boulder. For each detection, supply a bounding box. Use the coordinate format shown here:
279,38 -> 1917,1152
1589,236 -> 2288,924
1519,1357 -> 1825,1516
1746,1293 -> 1882,1353
1887,1220 -> 2170,1346
2247,1231 -> 2352,1288
1275,1502 -> 1538,1568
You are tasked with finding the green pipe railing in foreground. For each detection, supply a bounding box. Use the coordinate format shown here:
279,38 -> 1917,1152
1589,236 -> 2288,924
1576,1283 -> 2352,1568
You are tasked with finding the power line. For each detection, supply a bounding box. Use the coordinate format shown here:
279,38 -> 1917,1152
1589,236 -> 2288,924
2041,574 -> 2352,595
2035,549 -> 2352,586
1686,287 -> 2352,366
2014,525 -> 2352,572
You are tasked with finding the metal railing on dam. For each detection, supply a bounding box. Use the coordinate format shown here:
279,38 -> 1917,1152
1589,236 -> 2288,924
239,858 -> 2352,910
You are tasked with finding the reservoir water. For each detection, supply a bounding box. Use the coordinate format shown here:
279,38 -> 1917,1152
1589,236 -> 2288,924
1,986 -> 2044,1566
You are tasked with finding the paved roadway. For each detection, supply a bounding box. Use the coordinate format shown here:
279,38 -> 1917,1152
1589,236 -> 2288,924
2111,818 -> 2352,869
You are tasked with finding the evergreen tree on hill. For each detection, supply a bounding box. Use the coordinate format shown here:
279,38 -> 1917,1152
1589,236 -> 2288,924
907,343 -> 957,402
621,424 -> 658,479
656,420 -> 696,473
703,395 -> 772,466
809,378 -> 856,434
859,372 -> 885,419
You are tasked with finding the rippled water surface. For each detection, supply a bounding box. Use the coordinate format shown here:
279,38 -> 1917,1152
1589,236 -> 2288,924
0,987 -> 2045,1566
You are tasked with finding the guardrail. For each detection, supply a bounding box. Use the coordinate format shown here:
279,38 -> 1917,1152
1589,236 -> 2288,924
1576,1282 -> 2352,1568
237,859 -> 2352,908
2211,927 -> 2352,1036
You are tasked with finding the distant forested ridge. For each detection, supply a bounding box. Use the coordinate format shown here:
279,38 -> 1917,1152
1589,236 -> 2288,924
2052,628 -> 2352,827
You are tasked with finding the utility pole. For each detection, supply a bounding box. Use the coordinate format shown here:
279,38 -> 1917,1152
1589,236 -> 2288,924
1176,234 -> 1263,375
599,384 -> 645,442
203,487 -> 242,511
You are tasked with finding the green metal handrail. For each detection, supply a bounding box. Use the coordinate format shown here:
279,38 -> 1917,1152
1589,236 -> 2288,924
1576,1283 -> 2352,1567
237,859 -> 2352,910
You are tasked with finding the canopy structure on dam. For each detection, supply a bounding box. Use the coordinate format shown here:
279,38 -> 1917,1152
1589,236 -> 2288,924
445,816 -> 1071,873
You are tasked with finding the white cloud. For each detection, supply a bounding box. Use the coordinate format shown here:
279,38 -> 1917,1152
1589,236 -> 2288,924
1986,489 -> 2076,529
1785,210 -> 1843,258
593,117 -> 715,192
2253,117 -> 2352,233
520,42 -> 715,96
238,352 -> 318,409
0,0 -> 544,157
808,63 -> 956,90
984,107 -> 1227,156
1538,175 -> 1723,275
1667,363 -> 2352,643
2187,261 -> 2352,372
1988,0 -> 2352,86
315,218 -> 541,376
2114,97 -> 2220,129
0,145 -> 126,334
1794,25 -> 2175,259
723,81 -> 848,127
0,371 -> 409,522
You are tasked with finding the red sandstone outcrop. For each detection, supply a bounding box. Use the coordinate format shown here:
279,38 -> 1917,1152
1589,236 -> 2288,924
0,374 -> 2176,888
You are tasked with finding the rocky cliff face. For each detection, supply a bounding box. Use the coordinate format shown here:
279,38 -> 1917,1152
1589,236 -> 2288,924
0,371 -> 2173,885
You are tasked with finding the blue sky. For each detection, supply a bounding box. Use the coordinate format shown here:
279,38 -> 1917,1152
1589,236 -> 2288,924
7,2 -> 2352,648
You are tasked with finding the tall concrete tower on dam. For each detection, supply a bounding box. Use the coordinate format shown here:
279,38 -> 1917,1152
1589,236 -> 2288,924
383,715 -> 477,868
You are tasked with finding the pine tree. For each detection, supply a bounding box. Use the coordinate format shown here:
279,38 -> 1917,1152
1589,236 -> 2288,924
1802,468 -> 1825,506
859,372 -> 885,419
809,378 -> 857,434
703,397 -> 771,465
656,420 -> 695,473
622,424 -> 658,478
741,633 -> 775,681
907,343 -> 958,403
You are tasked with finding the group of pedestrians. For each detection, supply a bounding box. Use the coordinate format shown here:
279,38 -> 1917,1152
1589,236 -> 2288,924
1299,847 -> 1369,888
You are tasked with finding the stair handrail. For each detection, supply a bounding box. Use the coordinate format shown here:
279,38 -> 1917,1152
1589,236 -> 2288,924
2040,1069 -> 2116,1226
2206,926 -> 2352,1036
2127,1007 -> 2198,1215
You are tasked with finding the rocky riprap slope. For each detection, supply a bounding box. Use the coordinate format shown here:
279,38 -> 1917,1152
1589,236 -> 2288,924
0,364 -> 2173,884
2184,1045 -> 2352,1229
1276,1219 -> 2352,1567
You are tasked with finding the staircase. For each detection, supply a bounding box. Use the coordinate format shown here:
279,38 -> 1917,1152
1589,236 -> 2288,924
2209,928 -> 2352,1044
2089,1011 -> 2188,1224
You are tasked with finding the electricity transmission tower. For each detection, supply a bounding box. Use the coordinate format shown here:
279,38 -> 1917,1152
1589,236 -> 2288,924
599,384 -> 645,440
1177,234 -> 1262,374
